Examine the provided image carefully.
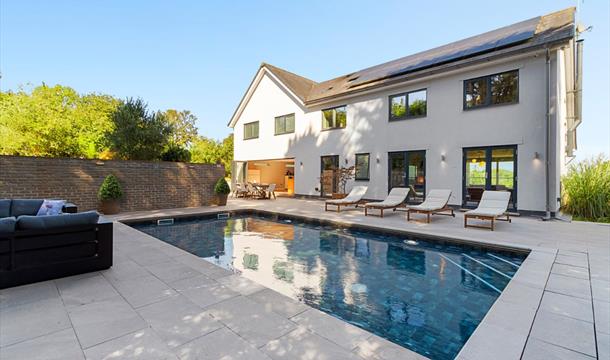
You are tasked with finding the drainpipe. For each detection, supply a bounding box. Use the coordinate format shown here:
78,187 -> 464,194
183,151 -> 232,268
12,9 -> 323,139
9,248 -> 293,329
543,48 -> 552,220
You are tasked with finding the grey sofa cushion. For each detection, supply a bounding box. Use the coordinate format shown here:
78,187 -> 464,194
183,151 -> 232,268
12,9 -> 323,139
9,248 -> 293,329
0,216 -> 17,234
17,211 -> 100,231
0,200 -> 11,218
11,199 -> 44,217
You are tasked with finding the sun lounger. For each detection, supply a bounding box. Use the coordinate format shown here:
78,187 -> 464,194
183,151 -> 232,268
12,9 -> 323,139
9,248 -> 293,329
406,189 -> 454,223
464,191 -> 512,231
363,187 -> 410,217
324,186 -> 368,212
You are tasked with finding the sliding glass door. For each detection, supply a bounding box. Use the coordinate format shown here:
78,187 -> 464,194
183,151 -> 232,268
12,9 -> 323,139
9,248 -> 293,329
463,146 -> 517,210
320,155 -> 339,197
388,151 -> 426,203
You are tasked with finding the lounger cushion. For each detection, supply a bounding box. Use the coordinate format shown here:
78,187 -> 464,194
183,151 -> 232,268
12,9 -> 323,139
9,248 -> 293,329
17,211 -> 100,230
465,208 -> 506,217
364,187 -> 409,208
0,217 -> 16,234
0,200 -> 11,218
326,186 -> 368,204
465,191 -> 510,217
10,199 -> 44,217
408,189 -> 451,211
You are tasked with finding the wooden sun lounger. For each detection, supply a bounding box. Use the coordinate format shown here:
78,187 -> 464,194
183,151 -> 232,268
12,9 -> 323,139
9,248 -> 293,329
324,186 -> 368,213
364,203 -> 407,217
363,188 -> 410,217
464,212 -> 511,231
463,191 -> 512,231
325,199 -> 366,212
406,189 -> 455,223
407,206 -> 455,223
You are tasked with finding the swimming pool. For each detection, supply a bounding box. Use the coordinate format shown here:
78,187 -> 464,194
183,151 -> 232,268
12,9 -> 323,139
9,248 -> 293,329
130,212 -> 527,360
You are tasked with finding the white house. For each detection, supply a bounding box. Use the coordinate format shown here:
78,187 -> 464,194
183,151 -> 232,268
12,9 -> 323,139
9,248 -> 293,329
229,8 -> 583,215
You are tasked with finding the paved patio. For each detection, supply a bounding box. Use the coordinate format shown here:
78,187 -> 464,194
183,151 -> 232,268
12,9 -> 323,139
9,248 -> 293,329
0,197 -> 608,359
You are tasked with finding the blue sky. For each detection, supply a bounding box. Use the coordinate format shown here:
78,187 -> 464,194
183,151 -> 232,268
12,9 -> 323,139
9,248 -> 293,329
1,0 -> 608,159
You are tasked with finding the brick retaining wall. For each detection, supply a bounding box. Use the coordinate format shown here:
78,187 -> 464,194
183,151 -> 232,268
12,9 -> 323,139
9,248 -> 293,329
0,156 -> 225,212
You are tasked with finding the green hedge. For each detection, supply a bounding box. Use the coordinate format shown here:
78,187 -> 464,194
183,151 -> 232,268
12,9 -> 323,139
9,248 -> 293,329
561,156 -> 610,223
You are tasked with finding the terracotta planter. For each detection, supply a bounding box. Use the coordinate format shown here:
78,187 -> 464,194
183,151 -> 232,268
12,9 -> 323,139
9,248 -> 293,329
216,194 -> 228,206
99,199 -> 120,215
332,193 -> 347,199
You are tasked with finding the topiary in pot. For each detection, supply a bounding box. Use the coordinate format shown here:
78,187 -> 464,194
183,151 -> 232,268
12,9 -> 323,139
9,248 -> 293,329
98,174 -> 123,214
214,177 -> 230,206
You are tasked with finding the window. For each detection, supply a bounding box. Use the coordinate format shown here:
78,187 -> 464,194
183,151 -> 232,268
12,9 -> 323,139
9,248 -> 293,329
274,113 -> 295,135
243,121 -> 259,140
355,153 -> 370,181
389,89 -> 427,120
464,70 -> 518,109
322,105 -> 347,130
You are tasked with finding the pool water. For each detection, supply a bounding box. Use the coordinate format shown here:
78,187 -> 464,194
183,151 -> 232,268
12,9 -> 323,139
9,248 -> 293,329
132,213 -> 527,360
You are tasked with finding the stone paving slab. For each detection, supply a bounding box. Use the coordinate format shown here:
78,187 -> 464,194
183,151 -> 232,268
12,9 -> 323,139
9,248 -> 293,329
263,326 -> 362,360
0,328 -> 84,360
83,328 -> 178,360
175,327 -> 270,360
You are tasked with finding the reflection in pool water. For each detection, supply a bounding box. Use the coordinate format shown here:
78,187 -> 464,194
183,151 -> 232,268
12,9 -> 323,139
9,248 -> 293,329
132,215 -> 526,360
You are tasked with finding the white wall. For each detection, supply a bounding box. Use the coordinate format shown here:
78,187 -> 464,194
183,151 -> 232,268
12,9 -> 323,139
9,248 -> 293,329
233,51 -> 570,212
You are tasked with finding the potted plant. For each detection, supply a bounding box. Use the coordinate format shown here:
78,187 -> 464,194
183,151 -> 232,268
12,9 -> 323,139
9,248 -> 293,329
214,177 -> 231,206
98,174 -> 123,214
333,166 -> 355,199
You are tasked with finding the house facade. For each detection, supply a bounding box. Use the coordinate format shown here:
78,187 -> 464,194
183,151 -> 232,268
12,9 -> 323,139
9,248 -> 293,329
229,8 -> 582,214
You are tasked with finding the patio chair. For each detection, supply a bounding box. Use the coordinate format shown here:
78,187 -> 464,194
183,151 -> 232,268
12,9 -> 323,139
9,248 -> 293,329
406,189 -> 455,223
464,191 -> 512,231
363,187 -> 410,217
234,183 -> 248,198
324,186 -> 368,212
245,183 -> 259,199
267,183 -> 276,199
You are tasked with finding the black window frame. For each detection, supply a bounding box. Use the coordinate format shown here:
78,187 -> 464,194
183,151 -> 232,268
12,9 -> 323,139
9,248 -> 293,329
389,88 -> 427,121
354,153 -> 370,181
463,69 -> 519,110
243,121 -> 259,140
274,113 -> 295,135
321,105 -> 347,130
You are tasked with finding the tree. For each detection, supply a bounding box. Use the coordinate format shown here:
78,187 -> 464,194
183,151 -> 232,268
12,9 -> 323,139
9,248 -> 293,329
162,109 -> 198,147
190,133 -> 234,176
107,98 -> 172,160
0,84 -> 119,158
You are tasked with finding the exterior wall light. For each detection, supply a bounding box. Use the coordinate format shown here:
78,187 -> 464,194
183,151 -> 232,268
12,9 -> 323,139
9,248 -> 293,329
534,152 -> 540,160
376,157 -> 380,164
441,154 -> 446,162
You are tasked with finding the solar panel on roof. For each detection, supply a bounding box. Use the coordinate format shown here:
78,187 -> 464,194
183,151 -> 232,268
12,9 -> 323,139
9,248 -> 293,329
348,17 -> 539,87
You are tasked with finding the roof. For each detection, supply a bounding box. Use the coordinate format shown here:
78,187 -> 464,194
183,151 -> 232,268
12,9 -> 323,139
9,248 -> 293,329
230,7 -> 575,126
261,63 -> 317,103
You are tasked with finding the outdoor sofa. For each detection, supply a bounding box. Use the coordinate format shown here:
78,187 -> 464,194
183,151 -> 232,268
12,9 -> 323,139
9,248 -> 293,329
0,199 -> 113,289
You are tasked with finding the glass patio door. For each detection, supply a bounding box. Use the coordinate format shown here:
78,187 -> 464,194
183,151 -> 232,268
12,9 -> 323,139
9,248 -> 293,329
388,151 -> 426,203
320,155 -> 339,197
463,146 -> 517,210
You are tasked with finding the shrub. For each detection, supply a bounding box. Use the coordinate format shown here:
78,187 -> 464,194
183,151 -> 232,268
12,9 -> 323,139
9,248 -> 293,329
214,177 -> 230,195
561,155 -> 610,223
98,174 -> 123,201
161,145 -> 191,162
